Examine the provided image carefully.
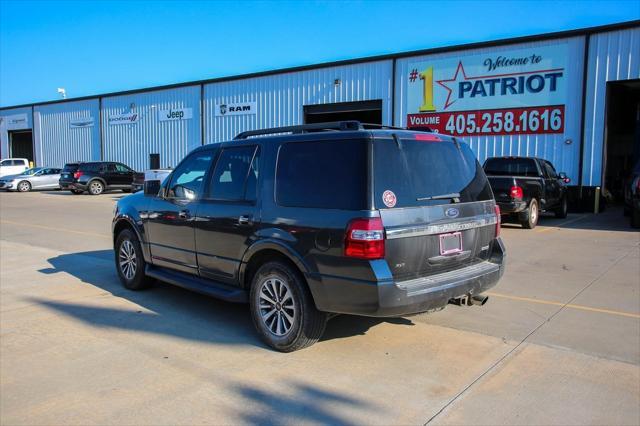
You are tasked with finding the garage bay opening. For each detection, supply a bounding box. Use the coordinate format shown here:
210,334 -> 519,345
8,130 -> 34,165
602,79 -> 640,209
304,100 -> 383,125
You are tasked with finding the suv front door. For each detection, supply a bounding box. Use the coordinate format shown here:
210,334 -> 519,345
146,150 -> 215,274
195,145 -> 261,284
540,159 -> 560,208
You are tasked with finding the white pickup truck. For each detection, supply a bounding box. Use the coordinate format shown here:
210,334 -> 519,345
0,158 -> 30,177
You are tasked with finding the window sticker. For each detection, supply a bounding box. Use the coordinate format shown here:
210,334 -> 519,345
382,190 -> 397,208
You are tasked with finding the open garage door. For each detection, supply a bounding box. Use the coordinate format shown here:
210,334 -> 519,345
9,130 -> 34,165
602,79 -> 640,206
304,100 -> 382,125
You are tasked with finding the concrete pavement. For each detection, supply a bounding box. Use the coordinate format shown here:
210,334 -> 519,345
1,190 -> 639,425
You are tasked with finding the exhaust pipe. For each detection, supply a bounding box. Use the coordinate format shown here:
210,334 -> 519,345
448,294 -> 489,307
470,294 -> 489,306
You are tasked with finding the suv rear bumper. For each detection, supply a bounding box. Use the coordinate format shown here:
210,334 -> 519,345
496,200 -> 527,214
307,238 -> 506,317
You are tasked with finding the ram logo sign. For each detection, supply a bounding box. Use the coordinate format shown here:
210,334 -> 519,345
215,101 -> 257,117
70,117 -> 95,128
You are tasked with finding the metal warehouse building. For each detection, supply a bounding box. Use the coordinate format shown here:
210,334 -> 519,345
1,20 -> 639,211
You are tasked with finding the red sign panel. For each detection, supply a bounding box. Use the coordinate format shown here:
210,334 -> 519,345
407,105 -> 565,137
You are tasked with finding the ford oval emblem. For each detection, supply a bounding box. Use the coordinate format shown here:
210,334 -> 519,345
445,207 -> 460,218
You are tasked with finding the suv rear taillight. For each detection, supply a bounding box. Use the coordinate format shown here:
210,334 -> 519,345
494,205 -> 501,238
73,171 -> 83,179
345,218 -> 385,260
510,186 -> 523,200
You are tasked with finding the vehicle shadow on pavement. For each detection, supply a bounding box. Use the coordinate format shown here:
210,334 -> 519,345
35,250 -> 411,349
229,380 -> 379,425
501,207 -> 638,232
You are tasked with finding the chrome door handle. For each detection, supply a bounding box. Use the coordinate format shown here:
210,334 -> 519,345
179,209 -> 190,219
238,215 -> 251,225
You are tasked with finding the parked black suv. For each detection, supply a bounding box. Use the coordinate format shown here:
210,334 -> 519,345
60,161 -> 141,195
112,122 -> 506,351
483,157 -> 569,229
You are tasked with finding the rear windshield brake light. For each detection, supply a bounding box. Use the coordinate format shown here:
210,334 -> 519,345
414,134 -> 442,142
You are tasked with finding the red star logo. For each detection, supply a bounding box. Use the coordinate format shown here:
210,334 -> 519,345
436,61 -> 469,110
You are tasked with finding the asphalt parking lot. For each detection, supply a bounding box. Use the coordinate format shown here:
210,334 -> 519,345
1,190 -> 639,425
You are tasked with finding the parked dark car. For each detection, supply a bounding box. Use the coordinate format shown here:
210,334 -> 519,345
112,122 -> 506,352
59,161 -> 142,195
483,156 -> 569,229
623,159 -> 640,228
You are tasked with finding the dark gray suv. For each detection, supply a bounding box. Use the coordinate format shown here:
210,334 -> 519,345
112,122 -> 505,351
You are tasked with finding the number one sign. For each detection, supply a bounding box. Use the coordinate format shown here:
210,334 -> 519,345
419,67 -> 436,112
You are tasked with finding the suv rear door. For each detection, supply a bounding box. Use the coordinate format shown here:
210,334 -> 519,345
194,145 -> 260,283
373,135 -> 497,281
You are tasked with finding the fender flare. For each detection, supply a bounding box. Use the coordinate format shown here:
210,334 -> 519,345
113,214 -> 151,263
239,239 -> 311,287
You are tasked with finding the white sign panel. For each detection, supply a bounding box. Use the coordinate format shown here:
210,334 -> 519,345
404,43 -> 568,136
2,113 -> 29,130
158,107 -> 193,121
70,117 -> 95,128
215,101 -> 257,117
108,112 -> 139,125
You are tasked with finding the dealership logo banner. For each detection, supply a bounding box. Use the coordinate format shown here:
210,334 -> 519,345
215,102 -> 257,117
159,107 -> 193,122
70,117 -> 95,128
108,112 -> 139,125
405,43 -> 567,136
1,113 -> 29,130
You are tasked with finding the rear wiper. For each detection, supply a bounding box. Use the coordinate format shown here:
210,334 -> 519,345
417,192 -> 461,203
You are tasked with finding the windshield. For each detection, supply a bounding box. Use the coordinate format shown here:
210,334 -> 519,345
19,168 -> 42,175
373,137 -> 493,208
63,164 -> 80,172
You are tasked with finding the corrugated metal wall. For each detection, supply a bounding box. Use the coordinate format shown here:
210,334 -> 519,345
582,27 -> 640,187
0,106 -> 33,162
395,37 -> 586,183
203,60 -> 393,143
33,100 -> 101,168
101,86 -> 201,171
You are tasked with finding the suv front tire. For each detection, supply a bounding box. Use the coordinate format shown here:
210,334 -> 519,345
115,229 -> 153,290
249,261 -> 327,352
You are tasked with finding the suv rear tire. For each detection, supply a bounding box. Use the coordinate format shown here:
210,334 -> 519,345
88,180 -> 104,195
520,198 -> 539,229
554,195 -> 568,219
249,261 -> 327,352
115,229 -> 153,290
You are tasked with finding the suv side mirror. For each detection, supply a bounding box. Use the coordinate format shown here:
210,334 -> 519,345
144,180 -> 161,196
559,172 -> 570,183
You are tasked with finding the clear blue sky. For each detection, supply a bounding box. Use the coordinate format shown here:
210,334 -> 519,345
1,0 -> 638,107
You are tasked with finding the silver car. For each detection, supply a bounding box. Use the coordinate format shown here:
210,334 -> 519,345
0,167 -> 62,192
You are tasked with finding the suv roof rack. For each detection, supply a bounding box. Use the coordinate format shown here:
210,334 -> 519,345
233,121 -> 432,139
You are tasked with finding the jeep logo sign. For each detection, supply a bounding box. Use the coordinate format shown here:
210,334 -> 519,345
158,107 -> 193,122
215,101 -> 257,117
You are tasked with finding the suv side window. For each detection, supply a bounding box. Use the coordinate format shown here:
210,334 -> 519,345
276,140 -> 367,210
166,151 -> 214,201
115,163 -> 131,173
209,146 -> 259,201
543,161 -> 557,179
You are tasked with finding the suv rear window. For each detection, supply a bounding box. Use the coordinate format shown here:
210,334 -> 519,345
62,163 -> 79,172
276,140 -> 367,210
373,138 -> 492,208
484,158 -> 540,177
